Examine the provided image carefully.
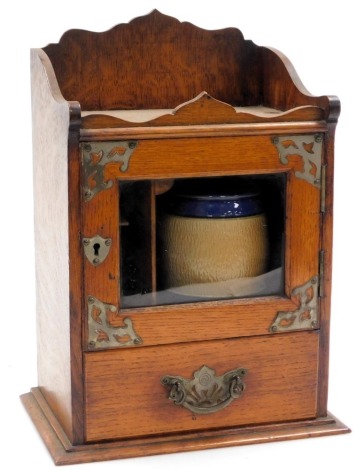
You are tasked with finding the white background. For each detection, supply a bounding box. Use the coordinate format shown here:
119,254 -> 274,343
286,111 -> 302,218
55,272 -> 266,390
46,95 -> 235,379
1,0 -> 355,468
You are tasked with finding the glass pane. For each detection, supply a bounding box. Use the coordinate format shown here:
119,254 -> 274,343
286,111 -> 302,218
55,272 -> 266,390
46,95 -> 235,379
120,174 -> 285,308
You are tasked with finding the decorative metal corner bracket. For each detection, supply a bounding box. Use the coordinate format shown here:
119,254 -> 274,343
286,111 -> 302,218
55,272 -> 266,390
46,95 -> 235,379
161,365 -> 247,415
272,134 -> 323,188
82,234 -> 112,266
82,141 -> 138,201
87,296 -> 142,349
270,276 -> 319,333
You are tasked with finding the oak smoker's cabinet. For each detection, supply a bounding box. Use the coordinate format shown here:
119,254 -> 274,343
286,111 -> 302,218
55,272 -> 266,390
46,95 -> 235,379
22,10 -> 350,465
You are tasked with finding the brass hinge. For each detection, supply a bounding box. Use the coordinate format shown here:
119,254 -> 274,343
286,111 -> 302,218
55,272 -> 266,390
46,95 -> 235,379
318,249 -> 325,298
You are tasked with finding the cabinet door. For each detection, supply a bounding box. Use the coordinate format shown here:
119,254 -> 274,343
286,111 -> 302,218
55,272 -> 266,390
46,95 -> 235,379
81,134 -> 323,350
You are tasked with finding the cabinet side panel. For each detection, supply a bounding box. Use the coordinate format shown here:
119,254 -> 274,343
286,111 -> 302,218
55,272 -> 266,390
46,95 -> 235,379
31,49 -> 72,440
317,123 -> 336,415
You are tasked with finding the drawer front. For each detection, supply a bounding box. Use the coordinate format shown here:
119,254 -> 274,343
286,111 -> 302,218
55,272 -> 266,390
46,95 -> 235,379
85,331 -> 318,442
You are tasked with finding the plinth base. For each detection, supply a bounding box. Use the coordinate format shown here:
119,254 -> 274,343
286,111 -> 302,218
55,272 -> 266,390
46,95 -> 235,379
21,387 -> 350,466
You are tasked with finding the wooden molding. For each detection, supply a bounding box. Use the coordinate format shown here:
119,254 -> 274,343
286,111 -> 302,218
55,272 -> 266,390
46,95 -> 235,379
21,388 -> 350,465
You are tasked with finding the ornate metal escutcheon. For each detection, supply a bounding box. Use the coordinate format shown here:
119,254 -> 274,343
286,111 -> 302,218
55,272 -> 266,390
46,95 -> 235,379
82,234 -> 112,266
161,365 -> 247,415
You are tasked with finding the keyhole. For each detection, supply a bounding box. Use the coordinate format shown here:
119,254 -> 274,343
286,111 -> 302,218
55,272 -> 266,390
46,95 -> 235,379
93,243 -> 100,257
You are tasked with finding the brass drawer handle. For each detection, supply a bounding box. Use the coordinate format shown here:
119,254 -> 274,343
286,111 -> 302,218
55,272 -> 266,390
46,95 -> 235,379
161,365 -> 247,415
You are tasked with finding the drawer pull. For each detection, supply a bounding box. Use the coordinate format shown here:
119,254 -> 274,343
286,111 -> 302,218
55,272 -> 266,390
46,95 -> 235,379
161,365 -> 247,415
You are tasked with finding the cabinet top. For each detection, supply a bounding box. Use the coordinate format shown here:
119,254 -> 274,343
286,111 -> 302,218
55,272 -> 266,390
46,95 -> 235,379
32,10 -> 340,128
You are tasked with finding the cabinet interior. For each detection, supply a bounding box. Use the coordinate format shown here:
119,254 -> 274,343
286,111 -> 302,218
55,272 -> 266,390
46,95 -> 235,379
120,174 -> 286,308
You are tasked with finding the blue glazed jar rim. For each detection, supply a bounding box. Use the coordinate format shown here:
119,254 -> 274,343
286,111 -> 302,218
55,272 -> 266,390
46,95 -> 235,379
166,192 -> 264,218
177,192 -> 258,201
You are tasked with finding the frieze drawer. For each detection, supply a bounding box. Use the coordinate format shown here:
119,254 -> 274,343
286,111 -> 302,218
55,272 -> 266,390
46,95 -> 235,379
85,331 -> 318,442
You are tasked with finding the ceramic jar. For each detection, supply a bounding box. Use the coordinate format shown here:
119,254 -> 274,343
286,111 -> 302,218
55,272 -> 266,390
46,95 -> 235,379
161,189 -> 268,289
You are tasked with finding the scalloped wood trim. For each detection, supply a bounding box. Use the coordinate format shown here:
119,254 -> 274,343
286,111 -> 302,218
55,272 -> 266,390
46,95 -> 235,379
41,10 -> 338,119
81,92 -> 325,129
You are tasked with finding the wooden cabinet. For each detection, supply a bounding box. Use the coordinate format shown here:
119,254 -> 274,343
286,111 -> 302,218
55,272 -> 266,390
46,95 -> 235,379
21,10 -> 350,465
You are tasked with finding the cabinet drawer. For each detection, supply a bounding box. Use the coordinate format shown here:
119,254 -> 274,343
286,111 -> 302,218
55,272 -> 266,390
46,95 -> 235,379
85,331 -> 318,442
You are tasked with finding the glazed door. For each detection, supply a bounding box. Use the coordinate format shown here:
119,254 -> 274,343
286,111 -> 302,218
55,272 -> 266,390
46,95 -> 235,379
81,134 -> 323,350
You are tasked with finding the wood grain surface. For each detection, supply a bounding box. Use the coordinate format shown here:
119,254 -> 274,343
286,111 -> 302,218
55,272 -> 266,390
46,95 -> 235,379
80,97 -> 326,129
21,388 -> 350,465
43,10 -> 335,118
31,49 -> 77,440
26,11 -> 342,460
82,133 -> 320,350
317,123 -> 337,415
85,331 -> 319,441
